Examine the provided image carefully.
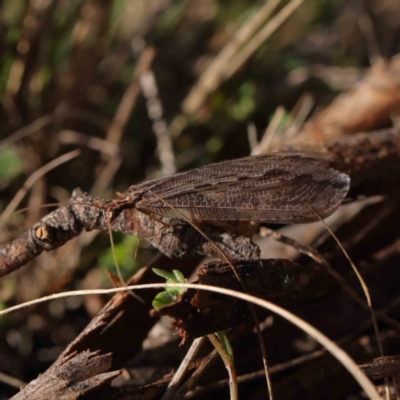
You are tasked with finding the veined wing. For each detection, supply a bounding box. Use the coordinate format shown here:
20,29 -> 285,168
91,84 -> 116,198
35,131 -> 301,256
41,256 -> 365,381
131,153 -> 350,224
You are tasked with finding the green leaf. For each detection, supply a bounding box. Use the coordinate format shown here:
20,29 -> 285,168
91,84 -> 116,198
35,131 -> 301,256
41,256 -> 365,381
152,291 -> 179,310
152,268 -> 177,281
153,269 -> 187,290
172,269 -> 186,283
151,268 -> 188,309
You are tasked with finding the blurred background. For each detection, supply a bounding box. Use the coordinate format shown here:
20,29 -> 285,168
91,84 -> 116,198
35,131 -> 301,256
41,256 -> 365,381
1,0 -> 400,398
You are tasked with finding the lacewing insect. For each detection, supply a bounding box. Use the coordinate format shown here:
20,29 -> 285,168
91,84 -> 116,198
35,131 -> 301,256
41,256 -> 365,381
104,153 -> 350,224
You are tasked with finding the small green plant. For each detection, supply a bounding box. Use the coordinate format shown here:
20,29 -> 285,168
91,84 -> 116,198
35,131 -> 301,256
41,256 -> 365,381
152,268 -> 187,310
152,268 -> 238,398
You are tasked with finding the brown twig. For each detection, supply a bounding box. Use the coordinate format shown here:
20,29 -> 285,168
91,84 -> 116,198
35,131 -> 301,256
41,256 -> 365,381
0,189 -> 259,278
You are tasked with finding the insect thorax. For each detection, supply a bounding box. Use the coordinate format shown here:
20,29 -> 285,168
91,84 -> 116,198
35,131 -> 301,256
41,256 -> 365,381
128,186 -> 145,207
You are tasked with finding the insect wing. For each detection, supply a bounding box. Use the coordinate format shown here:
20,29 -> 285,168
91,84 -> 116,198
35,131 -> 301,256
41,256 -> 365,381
131,154 -> 350,223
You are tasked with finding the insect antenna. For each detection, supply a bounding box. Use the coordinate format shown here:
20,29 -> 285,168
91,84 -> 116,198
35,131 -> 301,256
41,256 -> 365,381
133,217 -> 142,263
105,208 -> 144,303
